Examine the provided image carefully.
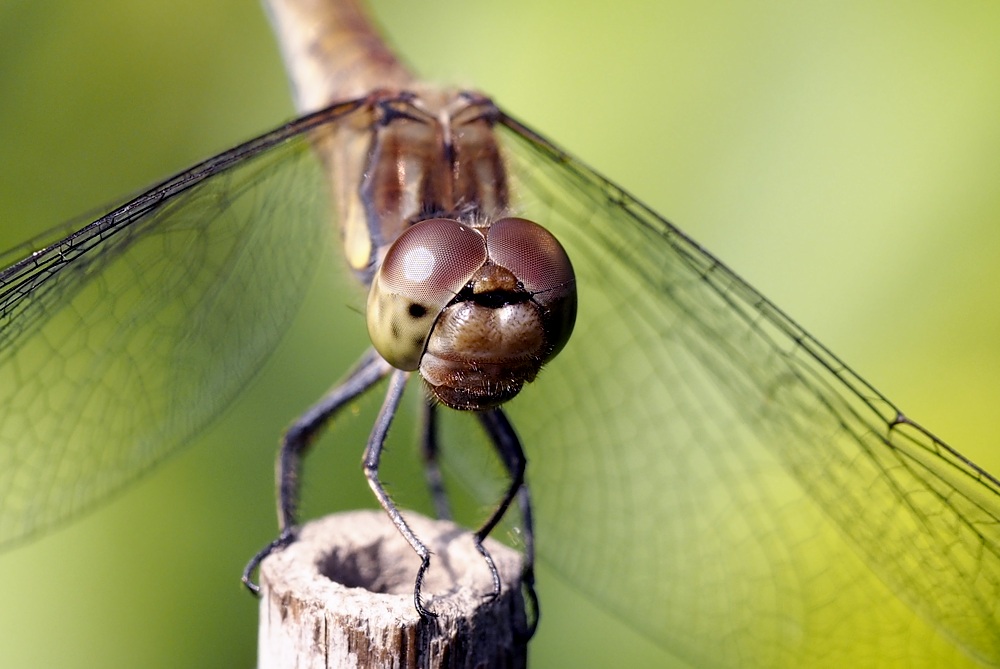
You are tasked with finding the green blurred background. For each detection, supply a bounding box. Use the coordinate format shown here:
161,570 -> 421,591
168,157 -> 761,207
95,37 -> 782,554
1,0 -> 1000,666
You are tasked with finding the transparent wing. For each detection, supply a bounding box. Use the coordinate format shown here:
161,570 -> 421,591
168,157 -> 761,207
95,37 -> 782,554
477,114 -> 1000,668
0,102 -> 362,547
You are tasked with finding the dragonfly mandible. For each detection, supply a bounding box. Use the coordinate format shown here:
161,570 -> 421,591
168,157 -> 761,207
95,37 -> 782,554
2,1 -> 1000,668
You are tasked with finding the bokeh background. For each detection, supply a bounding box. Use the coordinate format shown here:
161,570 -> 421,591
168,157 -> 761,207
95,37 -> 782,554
1,1 -> 1000,666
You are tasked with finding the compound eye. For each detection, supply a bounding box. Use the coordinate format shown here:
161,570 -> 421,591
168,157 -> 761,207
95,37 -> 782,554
487,217 -> 577,359
367,218 -> 488,370
487,217 -> 575,305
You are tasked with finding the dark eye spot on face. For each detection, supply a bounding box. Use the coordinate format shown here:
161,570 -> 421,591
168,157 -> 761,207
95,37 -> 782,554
408,303 -> 427,319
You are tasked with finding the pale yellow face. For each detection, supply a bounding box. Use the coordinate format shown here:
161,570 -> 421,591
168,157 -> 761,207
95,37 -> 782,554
366,217 -> 576,410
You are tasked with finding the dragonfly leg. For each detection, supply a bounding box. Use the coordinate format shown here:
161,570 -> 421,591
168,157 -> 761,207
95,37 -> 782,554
242,348 -> 391,595
514,484 -> 538,639
477,408 -> 538,639
361,368 -> 442,619
419,401 -> 453,520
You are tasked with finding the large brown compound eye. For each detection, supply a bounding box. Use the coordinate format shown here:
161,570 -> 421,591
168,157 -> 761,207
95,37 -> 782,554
487,217 -> 577,359
367,218 -> 488,370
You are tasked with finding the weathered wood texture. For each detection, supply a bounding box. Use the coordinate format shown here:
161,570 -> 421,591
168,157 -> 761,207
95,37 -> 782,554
258,510 -> 528,668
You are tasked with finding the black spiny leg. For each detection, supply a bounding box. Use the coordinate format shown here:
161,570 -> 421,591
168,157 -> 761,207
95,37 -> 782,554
420,401 -> 452,520
436,408 -> 527,609
362,368 -> 441,619
477,408 -> 538,639
242,348 -> 391,593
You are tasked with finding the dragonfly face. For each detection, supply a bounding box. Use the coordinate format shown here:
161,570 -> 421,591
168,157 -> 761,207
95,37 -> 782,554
369,215 -> 576,409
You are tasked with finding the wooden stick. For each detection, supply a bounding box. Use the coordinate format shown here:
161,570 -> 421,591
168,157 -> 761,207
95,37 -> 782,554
257,510 -> 528,668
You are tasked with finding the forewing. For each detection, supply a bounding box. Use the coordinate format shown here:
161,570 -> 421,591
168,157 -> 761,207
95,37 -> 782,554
0,103 -> 360,548
486,113 -> 1000,668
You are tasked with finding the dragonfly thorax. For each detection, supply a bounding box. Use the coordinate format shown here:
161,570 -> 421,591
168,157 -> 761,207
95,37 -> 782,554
334,90 -> 509,283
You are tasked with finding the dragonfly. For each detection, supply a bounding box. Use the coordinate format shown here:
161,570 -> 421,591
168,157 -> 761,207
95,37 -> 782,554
3,1 -> 1000,667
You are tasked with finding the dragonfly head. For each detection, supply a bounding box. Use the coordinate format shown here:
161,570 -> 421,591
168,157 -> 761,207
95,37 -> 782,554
367,216 -> 576,410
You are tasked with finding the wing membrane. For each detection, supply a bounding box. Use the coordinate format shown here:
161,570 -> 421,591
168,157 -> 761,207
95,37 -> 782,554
487,113 -> 1000,667
0,103 -> 361,547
